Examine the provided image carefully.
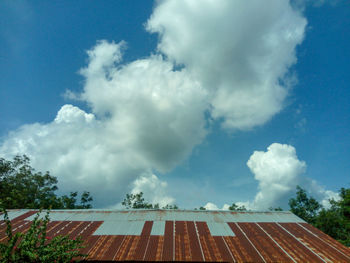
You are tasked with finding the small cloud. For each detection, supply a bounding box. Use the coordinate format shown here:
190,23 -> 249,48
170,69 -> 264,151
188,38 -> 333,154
237,143 -> 338,210
204,202 -> 219,210
131,173 -> 175,207
62,89 -> 81,101
295,117 -> 307,132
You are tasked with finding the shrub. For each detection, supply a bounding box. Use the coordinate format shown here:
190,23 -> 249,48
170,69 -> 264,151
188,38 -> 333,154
0,208 -> 85,263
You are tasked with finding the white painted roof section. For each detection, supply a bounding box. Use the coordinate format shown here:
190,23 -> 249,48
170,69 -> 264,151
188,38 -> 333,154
207,222 -> 235,236
0,210 -> 29,220
93,220 -> 144,235
151,221 -> 165,235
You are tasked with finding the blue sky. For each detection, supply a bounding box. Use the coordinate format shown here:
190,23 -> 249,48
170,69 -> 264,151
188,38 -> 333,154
0,0 -> 349,210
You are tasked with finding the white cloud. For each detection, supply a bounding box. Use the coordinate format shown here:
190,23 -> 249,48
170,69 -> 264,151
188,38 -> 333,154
204,202 -> 219,210
246,143 -> 306,209
0,41 -> 207,207
242,143 -> 338,210
147,0 -> 307,130
203,202 -> 232,211
1,0 -> 312,208
291,0 -> 341,10
131,173 -> 175,207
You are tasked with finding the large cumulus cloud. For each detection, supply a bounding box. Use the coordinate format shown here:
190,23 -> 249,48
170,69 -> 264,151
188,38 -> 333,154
0,41 -> 207,207
147,0 -> 306,130
1,0 -> 310,207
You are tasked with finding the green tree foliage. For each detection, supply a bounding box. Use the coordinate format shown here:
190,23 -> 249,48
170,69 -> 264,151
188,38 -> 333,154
268,207 -> 283,211
288,185 -> 321,225
162,204 -> 179,209
0,155 -> 93,209
314,188 -> 350,247
122,192 -> 154,209
0,208 -> 85,263
121,192 -> 178,209
289,186 -> 350,247
228,203 -> 247,211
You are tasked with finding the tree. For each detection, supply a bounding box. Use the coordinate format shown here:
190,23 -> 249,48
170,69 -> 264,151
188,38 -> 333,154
268,206 -> 283,211
0,207 -> 85,262
162,204 -> 178,209
122,192 -> 153,209
0,155 -> 93,209
121,192 -> 178,209
289,186 -> 350,247
288,186 -> 321,224
314,188 -> 350,246
228,203 -> 247,211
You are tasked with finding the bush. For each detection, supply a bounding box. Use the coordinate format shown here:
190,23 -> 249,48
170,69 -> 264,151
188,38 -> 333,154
0,208 -> 85,263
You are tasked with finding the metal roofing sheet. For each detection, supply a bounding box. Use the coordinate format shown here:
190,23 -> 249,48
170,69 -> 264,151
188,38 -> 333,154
207,222 -> 235,236
2,209 -> 349,262
23,209 -> 305,223
0,209 -> 29,220
150,220 -> 165,235
93,220 -> 144,236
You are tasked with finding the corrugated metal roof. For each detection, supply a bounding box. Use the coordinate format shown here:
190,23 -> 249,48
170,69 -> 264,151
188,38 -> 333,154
1,209 -> 349,262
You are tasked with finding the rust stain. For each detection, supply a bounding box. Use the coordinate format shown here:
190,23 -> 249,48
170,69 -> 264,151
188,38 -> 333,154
143,235 -> 158,261
125,235 -> 140,260
227,222 -> 264,262
213,236 -> 234,262
156,236 -> 164,261
281,223 -> 350,263
118,235 -> 135,261
187,221 -> 203,261
224,236 -> 246,263
238,222 -> 293,262
163,220 -> 174,261
197,221 -> 218,261
258,222 -> 321,262
102,235 -> 124,261
88,235 -> 108,259
133,221 -> 153,260
95,235 -> 114,260
81,235 -> 100,258
199,235 -> 213,261
2,210 -> 350,262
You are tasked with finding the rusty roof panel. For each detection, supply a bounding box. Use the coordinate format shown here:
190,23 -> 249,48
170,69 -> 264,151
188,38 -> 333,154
281,222 -> 350,263
299,222 -> 350,259
2,209 -> 349,262
143,235 -> 158,261
162,220 -> 174,261
258,222 -> 322,262
237,222 -> 294,262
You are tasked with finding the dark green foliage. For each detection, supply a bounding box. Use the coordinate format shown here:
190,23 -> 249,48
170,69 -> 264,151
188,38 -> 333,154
122,192 -> 153,209
314,188 -> 350,247
121,192 -> 178,209
288,185 -> 321,224
0,155 -> 93,209
162,204 -> 178,209
289,185 -> 350,247
228,203 -> 247,211
0,208 -> 85,263
268,207 -> 283,211
60,191 -> 93,209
